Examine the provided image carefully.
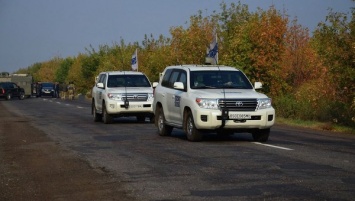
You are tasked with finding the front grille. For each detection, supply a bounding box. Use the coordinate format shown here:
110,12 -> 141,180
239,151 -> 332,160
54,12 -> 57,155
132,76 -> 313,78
218,99 -> 258,111
122,93 -> 148,102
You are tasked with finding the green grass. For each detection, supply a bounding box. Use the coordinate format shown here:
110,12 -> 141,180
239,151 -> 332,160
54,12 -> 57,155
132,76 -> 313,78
276,117 -> 355,135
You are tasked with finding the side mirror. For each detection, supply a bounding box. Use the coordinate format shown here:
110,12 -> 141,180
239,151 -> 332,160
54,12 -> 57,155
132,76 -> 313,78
97,83 -> 104,89
152,82 -> 159,88
173,82 -> 184,90
254,82 -> 262,89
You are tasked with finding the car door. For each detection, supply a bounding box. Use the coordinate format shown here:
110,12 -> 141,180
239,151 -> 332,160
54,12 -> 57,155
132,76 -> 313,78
166,69 -> 187,125
95,74 -> 106,112
10,83 -> 19,97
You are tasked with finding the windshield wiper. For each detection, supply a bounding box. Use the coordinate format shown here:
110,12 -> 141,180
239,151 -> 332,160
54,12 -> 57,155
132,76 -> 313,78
196,86 -> 217,89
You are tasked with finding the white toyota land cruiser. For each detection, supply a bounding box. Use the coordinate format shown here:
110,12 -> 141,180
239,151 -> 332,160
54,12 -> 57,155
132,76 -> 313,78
92,71 -> 154,124
153,65 -> 275,142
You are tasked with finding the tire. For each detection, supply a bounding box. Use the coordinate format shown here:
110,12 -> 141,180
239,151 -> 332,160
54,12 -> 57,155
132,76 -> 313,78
5,93 -> 11,100
19,92 -> 25,100
156,107 -> 172,136
185,111 -> 203,142
92,101 -> 102,122
252,128 -> 270,142
102,103 -> 113,124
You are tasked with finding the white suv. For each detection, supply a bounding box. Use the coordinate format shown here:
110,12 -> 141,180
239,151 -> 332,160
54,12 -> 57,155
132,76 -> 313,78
153,65 -> 275,142
92,71 -> 154,123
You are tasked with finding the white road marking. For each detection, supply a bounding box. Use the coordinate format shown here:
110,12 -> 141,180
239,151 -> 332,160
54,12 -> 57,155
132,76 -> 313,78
252,142 -> 293,151
77,106 -> 83,109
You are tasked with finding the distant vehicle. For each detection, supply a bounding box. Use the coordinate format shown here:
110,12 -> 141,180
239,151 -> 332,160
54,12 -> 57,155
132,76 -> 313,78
0,82 -> 25,100
92,71 -> 155,123
39,82 -> 56,97
0,72 -> 33,98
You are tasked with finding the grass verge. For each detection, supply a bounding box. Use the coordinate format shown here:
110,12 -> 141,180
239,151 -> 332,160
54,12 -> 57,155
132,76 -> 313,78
276,117 -> 355,135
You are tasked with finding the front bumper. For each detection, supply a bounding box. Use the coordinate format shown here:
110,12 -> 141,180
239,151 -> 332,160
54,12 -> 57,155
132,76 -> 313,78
192,108 -> 275,130
105,99 -> 154,115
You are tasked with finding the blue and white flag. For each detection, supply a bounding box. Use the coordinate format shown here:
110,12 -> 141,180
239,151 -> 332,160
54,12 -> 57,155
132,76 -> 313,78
207,34 -> 218,65
131,49 -> 138,71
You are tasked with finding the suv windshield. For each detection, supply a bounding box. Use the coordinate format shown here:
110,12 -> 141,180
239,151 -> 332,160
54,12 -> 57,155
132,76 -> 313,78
41,83 -> 54,88
190,70 -> 253,89
107,75 -> 151,88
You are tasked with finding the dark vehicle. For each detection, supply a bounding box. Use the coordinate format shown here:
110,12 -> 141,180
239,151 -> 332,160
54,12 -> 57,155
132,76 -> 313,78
0,72 -> 33,98
0,82 -> 25,100
39,82 -> 56,97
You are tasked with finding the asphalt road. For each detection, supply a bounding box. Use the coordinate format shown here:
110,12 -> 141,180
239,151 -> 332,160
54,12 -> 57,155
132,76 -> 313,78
2,97 -> 355,200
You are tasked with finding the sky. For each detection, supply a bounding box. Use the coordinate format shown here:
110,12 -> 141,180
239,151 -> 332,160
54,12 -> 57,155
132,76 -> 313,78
0,0 -> 353,73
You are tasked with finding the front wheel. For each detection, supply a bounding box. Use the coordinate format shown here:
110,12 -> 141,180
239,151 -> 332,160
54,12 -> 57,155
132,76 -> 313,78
156,107 -> 172,136
92,101 -> 102,122
252,128 -> 270,142
19,92 -> 25,100
102,103 -> 113,124
185,111 -> 203,142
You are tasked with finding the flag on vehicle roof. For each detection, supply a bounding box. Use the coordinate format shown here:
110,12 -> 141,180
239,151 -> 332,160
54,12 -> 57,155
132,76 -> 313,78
131,48 -> 138,71
207,34 -> 218,65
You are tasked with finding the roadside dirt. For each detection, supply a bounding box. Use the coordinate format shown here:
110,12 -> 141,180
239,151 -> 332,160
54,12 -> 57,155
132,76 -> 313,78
0,102 -> 134,201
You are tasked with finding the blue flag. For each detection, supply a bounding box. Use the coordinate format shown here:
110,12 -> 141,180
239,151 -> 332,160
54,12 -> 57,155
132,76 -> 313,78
131,49 -> 138,71
207,34 -> 218,65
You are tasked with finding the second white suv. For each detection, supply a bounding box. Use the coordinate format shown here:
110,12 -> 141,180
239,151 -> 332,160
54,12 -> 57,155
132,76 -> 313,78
92,71 -> 154,123
153,65 -> 275,142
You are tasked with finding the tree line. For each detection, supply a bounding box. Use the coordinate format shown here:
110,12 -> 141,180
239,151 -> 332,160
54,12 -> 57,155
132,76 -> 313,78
16,2 -> 355,128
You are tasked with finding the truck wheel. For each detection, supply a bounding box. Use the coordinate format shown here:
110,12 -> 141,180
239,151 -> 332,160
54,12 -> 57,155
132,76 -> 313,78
92,101 -> 102,122
102,103 -> 113,124
156,107 -> 172,136
185,111 -> 203,142
5,93 -> 11,100
252,128 -> 270,142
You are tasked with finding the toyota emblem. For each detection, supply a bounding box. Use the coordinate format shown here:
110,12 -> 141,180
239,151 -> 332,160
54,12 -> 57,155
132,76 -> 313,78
235,101 -> 243,107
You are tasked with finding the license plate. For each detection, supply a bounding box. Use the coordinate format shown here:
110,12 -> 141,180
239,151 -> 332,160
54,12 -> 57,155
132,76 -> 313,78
229,113 -> 251,119
128,105 -> 143,108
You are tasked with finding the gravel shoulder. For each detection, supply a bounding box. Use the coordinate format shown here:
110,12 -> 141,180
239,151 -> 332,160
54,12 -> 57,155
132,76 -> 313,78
0,102 -> 134,201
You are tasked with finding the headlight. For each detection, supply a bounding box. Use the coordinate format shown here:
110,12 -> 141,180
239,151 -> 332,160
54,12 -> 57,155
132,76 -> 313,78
147,93 -> 154,101
257,98 -> 272,110
196,98 -> 219,109
107,93 -> 122,100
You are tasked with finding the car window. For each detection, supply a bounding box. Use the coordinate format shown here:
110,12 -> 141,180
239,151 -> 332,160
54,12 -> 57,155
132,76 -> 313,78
8,83 -> 14,89
161,69 -> 173,87
176,70 -> 187,91
98,74 -> 106,87
107,75 -> 151,88
41,83 -> 54,88
190,70 -> 253,89
168,71 -> 180,88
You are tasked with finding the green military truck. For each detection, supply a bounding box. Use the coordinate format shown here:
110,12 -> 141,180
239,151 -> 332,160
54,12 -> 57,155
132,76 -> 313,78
0,72 -> 33,98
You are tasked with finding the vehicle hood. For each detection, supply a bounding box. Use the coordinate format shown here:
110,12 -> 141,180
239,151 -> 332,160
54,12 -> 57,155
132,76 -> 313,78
106,87 -> 153,94
191,89 -> 268,99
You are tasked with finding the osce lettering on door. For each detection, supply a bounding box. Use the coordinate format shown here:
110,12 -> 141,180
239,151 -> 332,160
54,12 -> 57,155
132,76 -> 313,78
175,96 -> 181,107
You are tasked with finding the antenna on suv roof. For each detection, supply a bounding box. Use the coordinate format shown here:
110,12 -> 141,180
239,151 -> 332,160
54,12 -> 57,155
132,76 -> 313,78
123,71 -> 129,109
